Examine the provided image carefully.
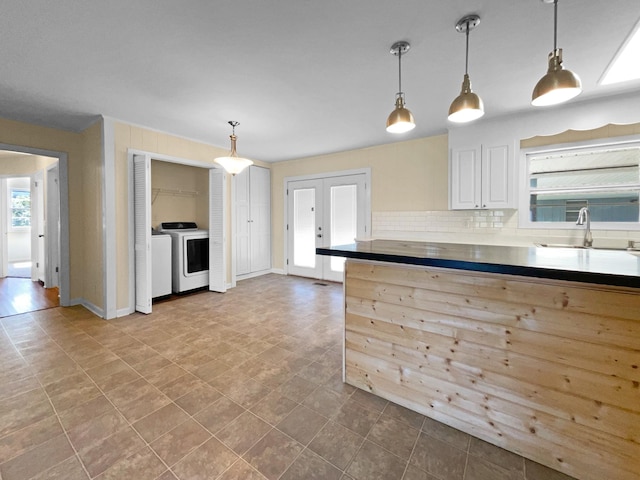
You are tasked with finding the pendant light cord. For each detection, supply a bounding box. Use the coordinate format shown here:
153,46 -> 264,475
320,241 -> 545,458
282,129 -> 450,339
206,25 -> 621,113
465,19 -> 470,75
398,48 -> 403,95
553,0 -> 558,51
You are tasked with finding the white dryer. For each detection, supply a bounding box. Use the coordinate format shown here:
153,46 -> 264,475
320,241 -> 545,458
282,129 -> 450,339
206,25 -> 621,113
158,222 -> 209,293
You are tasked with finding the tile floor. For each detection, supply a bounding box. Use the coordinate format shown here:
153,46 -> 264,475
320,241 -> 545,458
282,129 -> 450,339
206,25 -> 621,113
0,274 -> 576,480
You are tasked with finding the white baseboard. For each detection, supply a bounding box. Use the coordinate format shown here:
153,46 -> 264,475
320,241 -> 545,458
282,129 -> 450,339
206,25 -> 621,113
270,268 -> 285,275
236,270 -> 273,281
117,307 -> 134,318
69,297 -> 105,318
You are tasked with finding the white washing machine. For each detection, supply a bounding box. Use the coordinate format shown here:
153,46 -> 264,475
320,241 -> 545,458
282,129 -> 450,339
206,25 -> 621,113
151,231 -> 172,298
158,222 -> 209,293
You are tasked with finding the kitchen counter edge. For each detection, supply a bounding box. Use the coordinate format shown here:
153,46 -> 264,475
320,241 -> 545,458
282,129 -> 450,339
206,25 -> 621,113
317,240 -> 640,289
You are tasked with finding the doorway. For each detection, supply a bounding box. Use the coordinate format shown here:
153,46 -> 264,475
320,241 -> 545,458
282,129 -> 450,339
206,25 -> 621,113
2,176 -> 32,278
129,151 -> 227,315
0,149 -> 64,316
285,170 -> 370,282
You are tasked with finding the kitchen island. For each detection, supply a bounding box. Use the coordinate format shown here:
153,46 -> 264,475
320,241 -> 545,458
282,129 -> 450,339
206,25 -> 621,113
317,240 -> 640,480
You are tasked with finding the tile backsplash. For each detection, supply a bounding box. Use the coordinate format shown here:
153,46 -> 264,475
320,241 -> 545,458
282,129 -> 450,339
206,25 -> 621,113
372,210 -> 640,249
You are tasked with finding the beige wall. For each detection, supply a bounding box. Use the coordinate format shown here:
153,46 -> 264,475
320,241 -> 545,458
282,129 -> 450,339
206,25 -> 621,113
35,155 -> 59,171
0,117 -> 88,301
270,135 -> 449,270
150,161 -> 209,229
0,154 -> 37,175
0,153 -> 56,175
81,121 -> 104,308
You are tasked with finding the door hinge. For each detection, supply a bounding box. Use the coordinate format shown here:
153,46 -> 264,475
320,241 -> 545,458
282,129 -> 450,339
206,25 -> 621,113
55,267 -> 59,273
36,262 -> 39,268
286,259 -> 289,265
286,224 -> 289,231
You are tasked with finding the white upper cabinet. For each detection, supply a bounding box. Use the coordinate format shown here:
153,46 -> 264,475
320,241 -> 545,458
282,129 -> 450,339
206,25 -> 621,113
450,140 -> 515,210
235,165 -> 271,276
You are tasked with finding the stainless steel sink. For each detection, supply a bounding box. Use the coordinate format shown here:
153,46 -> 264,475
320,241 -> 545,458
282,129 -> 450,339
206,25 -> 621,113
535,243 -> 589,249
535,243 -> 639,252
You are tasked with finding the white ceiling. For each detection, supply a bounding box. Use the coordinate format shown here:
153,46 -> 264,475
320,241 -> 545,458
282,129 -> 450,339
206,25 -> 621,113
1,1 -> 639,162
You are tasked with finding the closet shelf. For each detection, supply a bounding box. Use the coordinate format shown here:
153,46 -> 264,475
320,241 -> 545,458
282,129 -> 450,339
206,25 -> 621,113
151,188 -> 199,204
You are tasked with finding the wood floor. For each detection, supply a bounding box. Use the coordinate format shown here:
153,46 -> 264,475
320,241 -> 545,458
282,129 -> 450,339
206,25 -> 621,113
0,277 -> 59,317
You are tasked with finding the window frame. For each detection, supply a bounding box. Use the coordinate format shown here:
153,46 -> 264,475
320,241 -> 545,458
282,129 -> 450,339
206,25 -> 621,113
8,186 -> 31,232
518,134 -> 640,231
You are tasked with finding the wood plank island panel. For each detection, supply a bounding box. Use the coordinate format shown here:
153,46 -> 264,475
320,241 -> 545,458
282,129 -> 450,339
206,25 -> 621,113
343,260 -> 640,480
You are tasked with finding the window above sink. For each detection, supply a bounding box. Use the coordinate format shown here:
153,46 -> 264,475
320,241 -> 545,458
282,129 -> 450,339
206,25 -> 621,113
519,135 -> 640,231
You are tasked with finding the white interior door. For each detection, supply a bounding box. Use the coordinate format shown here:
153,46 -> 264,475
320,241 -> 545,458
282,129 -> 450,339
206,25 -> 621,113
236,166 -> 271,277
45,165 -> 60,288
0,178 -> 6,278
31,171 -> 44,282
209,167 -> 226,293
133,154 -> 152,314
235,168 -> 250,276
287,173 -> 368,281
249,166 -> 271,273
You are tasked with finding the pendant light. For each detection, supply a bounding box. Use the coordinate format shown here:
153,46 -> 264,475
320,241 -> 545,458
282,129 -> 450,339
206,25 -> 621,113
531,0 -> 582,107
448,15 -> 484,123
386,41 -> 416,134
214,121 -> 253,175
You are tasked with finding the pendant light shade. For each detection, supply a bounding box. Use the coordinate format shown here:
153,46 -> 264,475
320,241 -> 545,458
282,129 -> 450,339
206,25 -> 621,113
448,15 -> 484,123
386,41 -> 416,134
532,0 -> 582,107
214,121 -> 253,175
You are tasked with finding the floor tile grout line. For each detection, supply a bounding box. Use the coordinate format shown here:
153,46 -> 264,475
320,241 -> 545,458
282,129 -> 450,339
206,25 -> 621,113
92,305 -> 336,478
399,411 -> 427,480
216,374 -> 343,478
272,413 -> 333,479
0,316 -> 95,480
158,292 -> 339,477
338,400 -> 386,479
217,456 -> 266,480
210,373 -> 354,479
76,308 -> 333,478
66,331 -> 238,479
21,315 -> 183,480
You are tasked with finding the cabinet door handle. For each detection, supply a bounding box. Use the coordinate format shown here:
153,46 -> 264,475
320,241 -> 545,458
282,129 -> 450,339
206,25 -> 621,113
482,204 -> 486,208
317,234 -> 322,238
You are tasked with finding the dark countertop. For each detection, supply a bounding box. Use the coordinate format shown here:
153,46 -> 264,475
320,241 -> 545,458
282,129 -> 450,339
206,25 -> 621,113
317,239 -> 640,288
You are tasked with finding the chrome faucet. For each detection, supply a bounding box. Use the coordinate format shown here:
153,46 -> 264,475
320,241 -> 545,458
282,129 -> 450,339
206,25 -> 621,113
576,207 -> 593,247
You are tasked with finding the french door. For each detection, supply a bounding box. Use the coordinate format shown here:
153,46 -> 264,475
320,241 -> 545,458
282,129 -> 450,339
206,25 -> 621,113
286,173 -> 368,282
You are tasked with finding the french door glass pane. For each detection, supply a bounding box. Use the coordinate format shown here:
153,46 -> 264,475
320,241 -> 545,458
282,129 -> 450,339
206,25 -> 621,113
293,188 -> 316,268
330,184 -> 357,272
